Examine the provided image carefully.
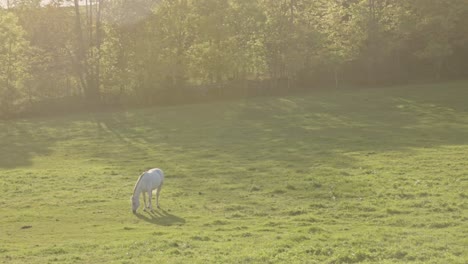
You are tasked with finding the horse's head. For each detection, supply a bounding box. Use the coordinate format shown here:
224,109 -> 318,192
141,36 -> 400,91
131,195 -> 140,213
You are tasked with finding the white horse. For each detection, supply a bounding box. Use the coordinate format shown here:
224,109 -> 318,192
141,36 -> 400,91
131,168 -> 164,213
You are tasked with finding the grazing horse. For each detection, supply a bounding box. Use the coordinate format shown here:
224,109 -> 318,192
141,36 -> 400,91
131,168 -> 164,213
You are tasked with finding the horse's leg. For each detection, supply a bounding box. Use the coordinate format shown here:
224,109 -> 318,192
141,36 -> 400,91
142,192 -> 147,211
156,182 -> 163,209
148,190 -> 153,211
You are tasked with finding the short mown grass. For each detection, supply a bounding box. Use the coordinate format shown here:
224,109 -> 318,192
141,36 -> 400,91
1,81 -> 467,263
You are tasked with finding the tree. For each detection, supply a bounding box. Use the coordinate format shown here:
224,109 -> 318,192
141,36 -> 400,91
2,0 -> 468,117
153,0 -> 193,92
13,1 -> 77,100
71,0 -> 104,104
187,0 -> 267,89
408,0 -> 468,80
93,0 -> 158,104
261,0 -> 317,90
0,11 -> 30,116
314,0 -> 365,88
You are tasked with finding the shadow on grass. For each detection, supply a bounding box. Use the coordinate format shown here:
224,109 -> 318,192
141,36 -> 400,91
0,121 -> 55,168
2,83 -> 468,169
86,85 -> 468,174
134,209 -> 185,226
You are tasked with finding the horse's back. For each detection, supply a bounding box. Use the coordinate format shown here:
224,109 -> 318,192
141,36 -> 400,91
147,168 -> 164,177
140,168 -> 164,191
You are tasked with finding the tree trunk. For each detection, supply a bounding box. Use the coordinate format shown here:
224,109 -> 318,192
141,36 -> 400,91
73,0 -> 89,95
95,0 -> 103,100
367,0 -> 377,86
289,0 -> 295,24
73,0 -> 102,105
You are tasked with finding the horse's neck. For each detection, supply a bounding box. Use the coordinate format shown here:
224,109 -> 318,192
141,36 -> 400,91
133,187 -> 142,197
133,176 -> 144,197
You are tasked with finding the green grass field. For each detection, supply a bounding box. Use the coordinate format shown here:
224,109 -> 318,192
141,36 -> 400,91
1,82 -> 467,263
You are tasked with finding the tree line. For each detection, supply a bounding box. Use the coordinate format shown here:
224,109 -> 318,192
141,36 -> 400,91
1,0 -> 468,117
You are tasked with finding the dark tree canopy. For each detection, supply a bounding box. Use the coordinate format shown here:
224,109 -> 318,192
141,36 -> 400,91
1,0 -> 468,117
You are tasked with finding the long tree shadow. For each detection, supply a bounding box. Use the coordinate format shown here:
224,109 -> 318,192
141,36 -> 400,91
0,121 -> 55,168
89,88 -> 468,176
134,209 -> 185,226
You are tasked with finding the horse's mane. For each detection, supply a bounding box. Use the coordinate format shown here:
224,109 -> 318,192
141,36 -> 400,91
132,171 -> 146,196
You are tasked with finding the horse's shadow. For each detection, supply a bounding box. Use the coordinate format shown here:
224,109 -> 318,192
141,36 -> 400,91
134,209 -> 185,226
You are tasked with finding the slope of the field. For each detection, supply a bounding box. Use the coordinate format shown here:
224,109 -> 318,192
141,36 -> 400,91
1,82 -> 467,263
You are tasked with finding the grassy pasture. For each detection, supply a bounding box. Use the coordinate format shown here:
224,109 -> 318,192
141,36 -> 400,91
1,82 -> 467,263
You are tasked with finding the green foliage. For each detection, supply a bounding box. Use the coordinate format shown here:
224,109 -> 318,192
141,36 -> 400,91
1,82 -> 467,263
315,0 -> 364,64
0,11 -> 30,116
3,0 -> 468,115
